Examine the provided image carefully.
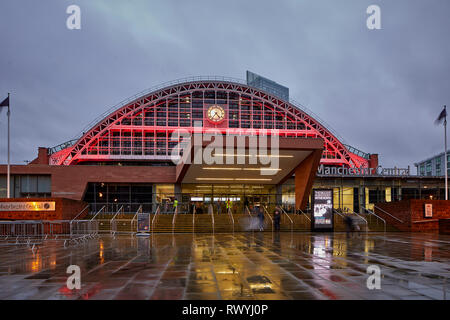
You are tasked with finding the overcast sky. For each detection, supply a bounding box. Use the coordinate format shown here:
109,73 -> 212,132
1,0 -> 449,169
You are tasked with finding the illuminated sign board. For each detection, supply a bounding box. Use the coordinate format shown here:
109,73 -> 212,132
317,165 -> 411,177
137,212 -> 150,233
0,202 -> 55,211
312,189 -> 334,231
424,204 -> 433,218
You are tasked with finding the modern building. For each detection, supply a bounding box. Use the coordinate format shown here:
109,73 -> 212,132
0,72 -> 447,217
414,152 -> 449,176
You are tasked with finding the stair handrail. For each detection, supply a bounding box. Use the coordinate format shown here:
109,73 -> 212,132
333,209 -> 345,219
110,205 -> 124,235
70,205 -> 90,223
280,206 -> 294,230
131,205 -> 142,234
228,207 -> 234,228
151,205 -> 161,231
262,205 -> 274,231
209,204 -> 214,230
374,205 -> 404,223
361,206 -> 386,233
297,208 -> 311,221
111,205 -> 124,223
69,205 -> 90,238
172,205 -> 178,229
245,206 -> 252,217
90,205 -> 106,221
131,205 -> 142,225
347,209 -> 368,232
192,205 -> 196,231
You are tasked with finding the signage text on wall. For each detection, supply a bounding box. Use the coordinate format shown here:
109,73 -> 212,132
0,202 -> 56,212
317,165 -> 411,177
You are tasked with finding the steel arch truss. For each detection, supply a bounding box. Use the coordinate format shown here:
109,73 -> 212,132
50,81 -> 368,168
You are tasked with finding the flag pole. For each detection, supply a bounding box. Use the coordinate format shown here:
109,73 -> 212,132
6,93 -> 10,199
445,105 -> 448,200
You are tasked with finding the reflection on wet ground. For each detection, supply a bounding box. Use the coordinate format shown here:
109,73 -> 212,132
0,232 -> 449,300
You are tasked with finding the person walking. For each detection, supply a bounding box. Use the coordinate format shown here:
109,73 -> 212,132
255,206 -> 265,231
173,198 -> 178,213
273,207 -> 281,231
344,215 -> 353,238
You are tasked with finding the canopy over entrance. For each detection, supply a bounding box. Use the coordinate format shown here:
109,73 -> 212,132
176,136 -> 323,210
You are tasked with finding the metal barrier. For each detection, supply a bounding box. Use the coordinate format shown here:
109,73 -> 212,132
0,220 -> 43,237
0,219 -> 98,248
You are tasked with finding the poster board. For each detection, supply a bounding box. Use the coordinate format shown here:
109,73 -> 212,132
137,212 -> 150,233
311,189 -> 334,231
424,203 -> 433,218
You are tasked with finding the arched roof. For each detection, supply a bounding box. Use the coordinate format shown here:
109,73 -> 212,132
49,78 -> 369,168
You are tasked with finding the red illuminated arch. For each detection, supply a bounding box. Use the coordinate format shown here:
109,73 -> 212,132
49,79 -> 368,168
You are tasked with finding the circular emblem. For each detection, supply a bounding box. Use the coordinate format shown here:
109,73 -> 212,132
44,203 -> 50,209
207,105 -> 225,123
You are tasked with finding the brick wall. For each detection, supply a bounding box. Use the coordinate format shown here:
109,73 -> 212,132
0,164 -> 177,200
375,199 -> 450,233
0,198 -> 87,220
439,219 -> 450,235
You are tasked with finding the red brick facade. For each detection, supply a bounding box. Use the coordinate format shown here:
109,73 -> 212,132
375,199 -> 450,233
0,198 -> 87,220
0,164 -> 177,201
439,219 -> 450,235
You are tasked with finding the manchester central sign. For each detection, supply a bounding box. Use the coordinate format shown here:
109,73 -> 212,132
317,165 -> 411,177
0,202 -> 56,212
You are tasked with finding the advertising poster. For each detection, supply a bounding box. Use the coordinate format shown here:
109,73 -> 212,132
312,189 -> 334,231
424,204 -> 433,218
137,212 -> 150,233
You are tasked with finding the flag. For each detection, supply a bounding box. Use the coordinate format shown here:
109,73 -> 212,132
0,96 -> 9,107
0,96 -> 9,115
435,106 -> 447,125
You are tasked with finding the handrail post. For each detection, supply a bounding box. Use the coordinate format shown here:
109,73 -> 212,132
90,205 -> 105,221
209,204 -> 214,232
131,205 -> 142,235
70,204 -> 90,238
263,206 -> 274,232
151,205 -> 160,236
280,207 -> 293,231
172,206 -> 178,232
361,206 -> 386,233
228,207 -> 234,232
110,205 -> 123,236
350,210 -> 368,233
374,205 -> 404,223
192,205 -> 196,233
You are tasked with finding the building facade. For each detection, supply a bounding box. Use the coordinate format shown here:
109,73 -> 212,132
415,152 -> 450,176
0,74 -> 446,216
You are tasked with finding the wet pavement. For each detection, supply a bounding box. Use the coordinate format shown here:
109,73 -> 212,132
0,232 -> 449,300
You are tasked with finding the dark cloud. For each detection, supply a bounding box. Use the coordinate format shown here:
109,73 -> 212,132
0,0 -> 449,169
